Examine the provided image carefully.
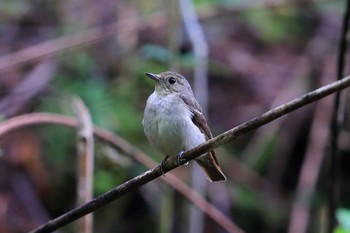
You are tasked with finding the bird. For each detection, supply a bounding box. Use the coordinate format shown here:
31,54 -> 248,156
142,71 -> 226,182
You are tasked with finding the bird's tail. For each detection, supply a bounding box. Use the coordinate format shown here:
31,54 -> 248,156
195,151 -> 226,182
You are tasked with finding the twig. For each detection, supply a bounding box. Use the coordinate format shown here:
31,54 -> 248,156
0,75 -> 349,232
0,113 -> 242,233
329,1 -> 350,232
0,113 -> 240,233
73,98 -> 94,233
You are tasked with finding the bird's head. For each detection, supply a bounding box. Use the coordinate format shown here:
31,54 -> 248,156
145,71 -> 193,96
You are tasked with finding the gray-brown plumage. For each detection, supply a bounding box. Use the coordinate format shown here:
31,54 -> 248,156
142,71 -> 226,182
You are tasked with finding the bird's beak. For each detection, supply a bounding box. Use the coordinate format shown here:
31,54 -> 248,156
145,72 -> 160,81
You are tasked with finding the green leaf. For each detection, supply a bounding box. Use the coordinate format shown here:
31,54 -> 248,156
337,208 -> 350,231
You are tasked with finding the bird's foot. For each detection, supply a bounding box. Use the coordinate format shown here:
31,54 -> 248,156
176,151 -> 189,166
160,155 -> 170,176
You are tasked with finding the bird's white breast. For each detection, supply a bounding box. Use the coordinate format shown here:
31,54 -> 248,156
143,92 -> 206,157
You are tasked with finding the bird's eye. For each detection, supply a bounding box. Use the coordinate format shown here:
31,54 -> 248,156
168,77 -> 176,84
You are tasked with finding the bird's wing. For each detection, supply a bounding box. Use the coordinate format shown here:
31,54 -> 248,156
180,94 -> 225,181
180,94 -> 213,139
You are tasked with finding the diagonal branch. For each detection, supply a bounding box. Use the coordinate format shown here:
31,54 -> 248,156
0,112 -> 242,233
0,74 -> 349,233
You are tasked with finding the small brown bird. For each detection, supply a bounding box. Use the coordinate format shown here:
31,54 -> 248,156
142,71 -> 226,182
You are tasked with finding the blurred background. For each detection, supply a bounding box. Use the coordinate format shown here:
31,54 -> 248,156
0,0 -> 349,232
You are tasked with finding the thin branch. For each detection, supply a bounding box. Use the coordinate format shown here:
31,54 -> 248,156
0,113 -> 242,233
73,98 -> 94,233
329,0 -> 350,231
0,74 -> 350,233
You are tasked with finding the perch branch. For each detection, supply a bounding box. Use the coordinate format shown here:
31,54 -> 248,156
0,75 -> 349,232
0,113 -> 242,233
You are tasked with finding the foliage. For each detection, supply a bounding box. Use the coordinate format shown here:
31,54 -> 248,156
335,209 -> 350,233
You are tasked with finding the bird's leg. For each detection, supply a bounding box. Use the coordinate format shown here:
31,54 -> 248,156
176,151 -> 188,166
160,155 -> 170,176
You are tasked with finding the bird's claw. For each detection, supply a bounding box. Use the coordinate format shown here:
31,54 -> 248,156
160,155 -> 170,176
160,152 -> 188,176
176,151 -> 188,166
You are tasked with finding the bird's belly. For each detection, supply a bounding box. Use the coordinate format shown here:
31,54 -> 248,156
143,93 -> 206,157
156,117 -> 185,156
154,115 -> 206,156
